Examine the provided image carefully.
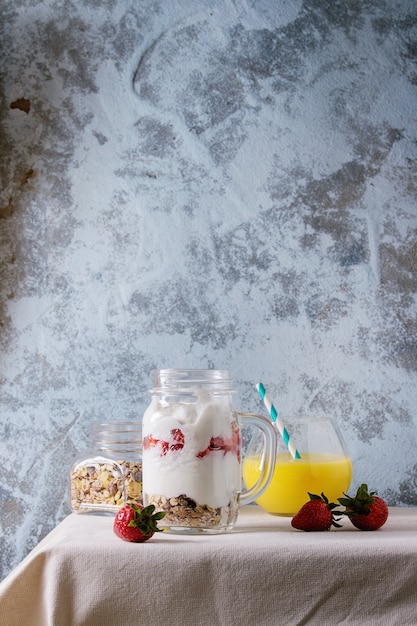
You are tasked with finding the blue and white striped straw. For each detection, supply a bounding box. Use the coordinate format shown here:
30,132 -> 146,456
256,382 -> 301,460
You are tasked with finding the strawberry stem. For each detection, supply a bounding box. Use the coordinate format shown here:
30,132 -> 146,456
307,492 -> 344,527
127,503 -> 166,533
337,483 -> 376,517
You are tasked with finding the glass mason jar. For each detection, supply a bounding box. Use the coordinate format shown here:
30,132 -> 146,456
70,421 -> 143,515
142,369 -> 277,533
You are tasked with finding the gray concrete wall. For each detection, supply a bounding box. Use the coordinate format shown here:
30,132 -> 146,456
1,0 -> 416,580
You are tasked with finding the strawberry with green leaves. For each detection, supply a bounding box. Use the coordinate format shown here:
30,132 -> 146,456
113,503 -> 166,543
338,484 -> 388,531
291,492 -> 342,531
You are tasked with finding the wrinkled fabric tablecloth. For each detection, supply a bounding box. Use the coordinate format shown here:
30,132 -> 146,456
1,506 -> 416,626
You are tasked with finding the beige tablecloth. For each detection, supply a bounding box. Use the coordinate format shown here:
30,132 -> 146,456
1,506 -> 416,626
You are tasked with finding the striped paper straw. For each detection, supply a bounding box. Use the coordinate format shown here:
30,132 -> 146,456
256,382 -> 301,460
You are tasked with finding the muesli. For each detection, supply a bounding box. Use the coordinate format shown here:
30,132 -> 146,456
71,460 -> 142,512
146,493 -> 223,527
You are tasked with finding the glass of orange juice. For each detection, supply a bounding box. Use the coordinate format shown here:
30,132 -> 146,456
242,416 -> 352,516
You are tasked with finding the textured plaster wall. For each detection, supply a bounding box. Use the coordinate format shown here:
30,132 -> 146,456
1,0 -> 417,580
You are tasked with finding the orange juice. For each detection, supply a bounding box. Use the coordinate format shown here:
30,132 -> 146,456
243,452 -> 352,516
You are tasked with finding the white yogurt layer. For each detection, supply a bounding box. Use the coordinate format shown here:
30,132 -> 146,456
142,394 -> 241,509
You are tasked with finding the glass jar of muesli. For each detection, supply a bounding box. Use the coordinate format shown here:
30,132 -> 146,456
70,421 -> 142,515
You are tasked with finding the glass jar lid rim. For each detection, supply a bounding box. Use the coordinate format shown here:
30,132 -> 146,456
150,368 -> 235,392
91,421 -> 142,430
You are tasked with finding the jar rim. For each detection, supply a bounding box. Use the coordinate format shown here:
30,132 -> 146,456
150,368 -> 235,392
90,422 -> 142,449
91,421 -> 142,432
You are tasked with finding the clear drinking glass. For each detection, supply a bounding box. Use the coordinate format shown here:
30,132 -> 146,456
142,369 -> 277,533
243,416 -> 352,516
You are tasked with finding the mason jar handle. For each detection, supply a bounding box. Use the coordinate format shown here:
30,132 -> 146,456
237,412 -> 277,505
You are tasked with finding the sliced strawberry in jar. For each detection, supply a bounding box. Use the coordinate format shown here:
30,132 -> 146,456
144,430 -> 185,456
196,433 -> 240,459
160,441 -> 169,456
170,428 -> 185,451
143,435 -> 159,450
209,436 -> 224,450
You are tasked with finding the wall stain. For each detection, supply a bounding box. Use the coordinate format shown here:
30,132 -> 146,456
0,198 -> 15,219
10,98 -> 30,114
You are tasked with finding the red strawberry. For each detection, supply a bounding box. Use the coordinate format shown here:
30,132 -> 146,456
143,435 -> 159,449
113,503 -> 166,543
196,430 -> 240,460
338,484 -> 388,531
170,428 -> 185,452
143,430 -> 185,456
291,492 -> 342,531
